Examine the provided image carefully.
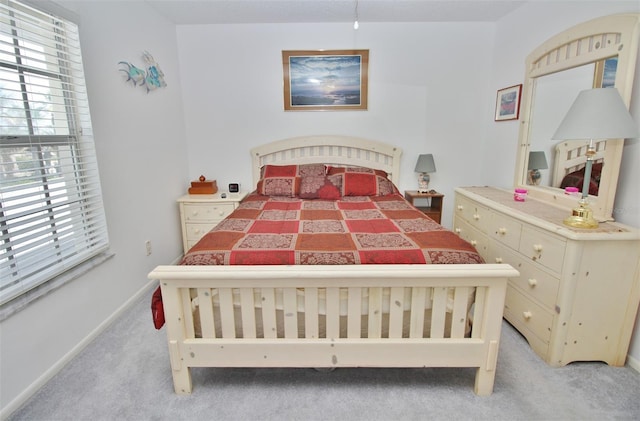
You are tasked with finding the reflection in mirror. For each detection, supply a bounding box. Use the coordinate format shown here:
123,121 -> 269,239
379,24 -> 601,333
527,151 -> 548,186
526,62 -> 605,194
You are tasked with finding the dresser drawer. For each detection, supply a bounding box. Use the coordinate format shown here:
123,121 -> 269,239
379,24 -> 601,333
182,203 -> 235,222
519,226 -> 566,274
504,285 -> 553,345
489,242 -> 559,310
453,216 -> 489,257
454,194 -> 491,234
185,222 -> 217,241
489,210 -> 522,251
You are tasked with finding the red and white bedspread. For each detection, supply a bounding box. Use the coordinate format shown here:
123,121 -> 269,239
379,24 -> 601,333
181,192 -> 484,266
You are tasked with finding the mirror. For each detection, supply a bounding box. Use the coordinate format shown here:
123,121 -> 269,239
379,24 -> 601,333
526,58 -> 617,194
514,14 -> 639,221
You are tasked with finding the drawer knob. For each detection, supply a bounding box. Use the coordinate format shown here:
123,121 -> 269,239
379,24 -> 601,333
470,240 -> 477,246
495,257 -> 503,263
457,205 -> 464,211
473,213 -> 480,221
533,244 -> 543,252
527,278 -> 537,288
498,227 -> 507,235
523,311 -> 532,320
455,228 -> 461,234
218,210 -> 225,216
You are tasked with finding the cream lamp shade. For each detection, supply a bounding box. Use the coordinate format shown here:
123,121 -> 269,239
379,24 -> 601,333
552,88 -> 639,228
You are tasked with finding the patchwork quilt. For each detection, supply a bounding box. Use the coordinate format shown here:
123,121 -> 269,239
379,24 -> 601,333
181,192 -> 484,266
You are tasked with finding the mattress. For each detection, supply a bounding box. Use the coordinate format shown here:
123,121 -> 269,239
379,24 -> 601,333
181,192 -> 484,266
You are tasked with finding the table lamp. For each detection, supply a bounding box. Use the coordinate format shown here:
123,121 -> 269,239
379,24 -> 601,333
552,88 -> 639,228
527,151 -> 548,185
415,154 -> 436,193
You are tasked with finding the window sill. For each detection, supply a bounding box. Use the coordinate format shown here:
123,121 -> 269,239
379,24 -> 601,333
0,251 -> 115,322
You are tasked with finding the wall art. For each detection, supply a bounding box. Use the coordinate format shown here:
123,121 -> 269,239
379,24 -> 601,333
494,84 -> 522,121
119,51 -> 167,93
282,49 -> 369,111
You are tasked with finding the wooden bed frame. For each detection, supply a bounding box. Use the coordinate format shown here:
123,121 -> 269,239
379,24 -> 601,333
552,139 -> 606,189
148,135 -> 518,396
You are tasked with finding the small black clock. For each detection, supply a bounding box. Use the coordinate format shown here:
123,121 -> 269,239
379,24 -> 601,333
228,183 -> 239,193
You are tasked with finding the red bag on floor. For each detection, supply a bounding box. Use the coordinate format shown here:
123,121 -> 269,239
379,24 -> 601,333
151,286 -> 165,329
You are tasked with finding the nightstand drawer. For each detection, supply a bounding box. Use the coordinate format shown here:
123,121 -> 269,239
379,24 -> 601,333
504,285 -> 553,345
183,203 -> 235,222
185,222 -> 217,241
454,195 -> 490,233
518,226 -> 566,274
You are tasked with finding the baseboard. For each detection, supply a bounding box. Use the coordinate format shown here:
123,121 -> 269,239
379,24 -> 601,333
0,279 -> 158,421
627,353 -> 640,373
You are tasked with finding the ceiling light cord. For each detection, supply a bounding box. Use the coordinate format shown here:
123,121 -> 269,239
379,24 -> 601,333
354,0 -> 359,30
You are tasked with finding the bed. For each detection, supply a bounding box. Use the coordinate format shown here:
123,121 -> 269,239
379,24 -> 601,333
148,135 -> 518,396
553,139 -> 606,195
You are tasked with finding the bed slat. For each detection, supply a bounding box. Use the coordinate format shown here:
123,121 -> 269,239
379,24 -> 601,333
368,287 -> 383,338
304,288 -> 319,339
326,287 -> 340,339
388,287 -> 405,339
347,287 -> 362,338
471,287 -> 487,338
283,288 -> 298,339
218,288 -> 236,338
409,287 -> 427,338
197,288 -> 216,338
240,288 -> 257,339
431,287 -> 447,338
261,288 -> 277,338
181,289 -> 196,339
450,287 -> 469,338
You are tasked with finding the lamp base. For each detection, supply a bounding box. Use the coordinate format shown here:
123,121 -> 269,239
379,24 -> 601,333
563,202 -> 599,229
417,173 -> 430,193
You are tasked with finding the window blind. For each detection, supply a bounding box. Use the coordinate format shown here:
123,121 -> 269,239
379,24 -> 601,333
0,0 -> 109,305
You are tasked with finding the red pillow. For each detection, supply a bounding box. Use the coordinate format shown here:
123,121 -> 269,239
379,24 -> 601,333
257,164 -> 326,197
299,175 -> 342,200
325,167 -> 396,196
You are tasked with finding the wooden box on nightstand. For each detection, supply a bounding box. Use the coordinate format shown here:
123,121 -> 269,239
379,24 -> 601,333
404,190 -> 444,223
177,191 -> 248,253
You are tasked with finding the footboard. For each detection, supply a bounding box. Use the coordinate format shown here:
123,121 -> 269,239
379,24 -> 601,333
148,264 -> 517,396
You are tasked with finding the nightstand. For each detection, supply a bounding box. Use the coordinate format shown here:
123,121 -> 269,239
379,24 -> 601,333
404,190 -> 444,223
177,191 -> 248,253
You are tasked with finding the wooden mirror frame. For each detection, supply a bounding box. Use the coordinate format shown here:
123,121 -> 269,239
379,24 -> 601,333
514,14 -> 640,221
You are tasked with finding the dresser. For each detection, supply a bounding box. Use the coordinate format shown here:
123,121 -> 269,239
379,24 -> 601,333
454,186 -> 640,367
177,192 -> 248,253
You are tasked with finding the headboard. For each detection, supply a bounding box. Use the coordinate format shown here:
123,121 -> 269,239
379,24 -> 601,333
552,139 -> 606,188
250,135 -> 403,186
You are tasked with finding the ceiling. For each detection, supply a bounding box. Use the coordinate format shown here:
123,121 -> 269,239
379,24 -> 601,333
144,0 -> 528,25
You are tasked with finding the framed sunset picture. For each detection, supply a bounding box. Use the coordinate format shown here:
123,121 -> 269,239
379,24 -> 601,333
282,49 -> 369,111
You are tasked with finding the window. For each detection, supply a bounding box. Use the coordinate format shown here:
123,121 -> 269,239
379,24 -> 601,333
0,0 -> 109,306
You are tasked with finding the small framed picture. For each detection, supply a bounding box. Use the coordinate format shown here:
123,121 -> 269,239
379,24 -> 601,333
494,84 -> 522,121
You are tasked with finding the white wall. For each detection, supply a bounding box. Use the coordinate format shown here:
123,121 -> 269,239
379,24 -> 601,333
0,1 -> 187,416
489,1 -> 640,366
176,22 -> 496,228
2,0 -> 640,417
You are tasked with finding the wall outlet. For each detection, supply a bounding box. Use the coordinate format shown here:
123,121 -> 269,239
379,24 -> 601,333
145,240 -> 152,256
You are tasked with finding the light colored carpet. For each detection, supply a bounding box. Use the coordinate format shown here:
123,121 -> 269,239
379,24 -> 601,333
8,288 -> 640,420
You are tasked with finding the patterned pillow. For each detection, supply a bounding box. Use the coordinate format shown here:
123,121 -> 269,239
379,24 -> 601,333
326,166 -> 396,196
299,175 -> 342,200
257,164 -> 327,197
